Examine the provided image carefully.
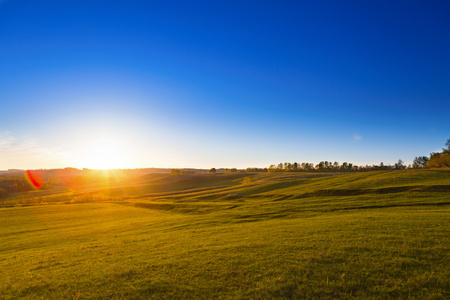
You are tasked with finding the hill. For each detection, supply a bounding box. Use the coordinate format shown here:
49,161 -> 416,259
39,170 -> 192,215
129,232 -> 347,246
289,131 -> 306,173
0,169 -> 449,298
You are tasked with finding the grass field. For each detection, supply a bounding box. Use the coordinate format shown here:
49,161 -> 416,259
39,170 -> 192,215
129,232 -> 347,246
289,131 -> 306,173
1,169 -> 449,299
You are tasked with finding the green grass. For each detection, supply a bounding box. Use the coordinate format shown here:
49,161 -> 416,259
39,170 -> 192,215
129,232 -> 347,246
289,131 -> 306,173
1,169 -> 449,299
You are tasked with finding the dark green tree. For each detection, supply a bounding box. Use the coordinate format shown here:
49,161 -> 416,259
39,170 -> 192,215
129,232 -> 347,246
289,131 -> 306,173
412,156 -> 429,168
394,159 -> 405,170
444,138 -> 450,153
333,161 -> 339,170
341,162 -> 348,171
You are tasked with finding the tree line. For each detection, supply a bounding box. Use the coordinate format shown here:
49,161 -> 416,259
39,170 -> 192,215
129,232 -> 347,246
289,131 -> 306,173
266,138 -> 449,172
203,138 -> 449,174
267,160 -> 407,173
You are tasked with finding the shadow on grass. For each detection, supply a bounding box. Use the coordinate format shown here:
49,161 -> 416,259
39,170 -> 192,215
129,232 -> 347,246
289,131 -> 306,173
296,185 -> 450,198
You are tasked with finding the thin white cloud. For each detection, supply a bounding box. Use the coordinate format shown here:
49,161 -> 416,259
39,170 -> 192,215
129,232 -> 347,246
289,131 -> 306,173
0,135 -> 14,149
0,132 -> 73,170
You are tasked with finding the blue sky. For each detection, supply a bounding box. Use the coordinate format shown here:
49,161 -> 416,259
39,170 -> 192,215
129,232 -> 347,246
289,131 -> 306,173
1,0 -> 449,169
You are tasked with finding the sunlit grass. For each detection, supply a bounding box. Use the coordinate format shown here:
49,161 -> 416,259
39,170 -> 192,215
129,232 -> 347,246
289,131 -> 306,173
0,169 -> 449,298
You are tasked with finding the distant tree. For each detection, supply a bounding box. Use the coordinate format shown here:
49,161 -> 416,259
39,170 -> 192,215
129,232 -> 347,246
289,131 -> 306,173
341,162 -> 349,171
301,162 -> 314,171
427,138 -> 450,168
428,152 -> 450,168
316,162 -> 324,171
284,163 -> 292,172
268,165 -> 278,172
394,159 -> 405,170
208,168 -> 217,174
444,138 -> 450,153
412,156 -> 429,169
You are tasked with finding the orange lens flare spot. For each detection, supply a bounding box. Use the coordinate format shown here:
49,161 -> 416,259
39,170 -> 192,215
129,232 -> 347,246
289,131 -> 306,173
25,170 -> 42,189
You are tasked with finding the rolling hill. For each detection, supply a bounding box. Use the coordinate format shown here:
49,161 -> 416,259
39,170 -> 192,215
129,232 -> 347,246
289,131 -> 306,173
0,169 -> 449,298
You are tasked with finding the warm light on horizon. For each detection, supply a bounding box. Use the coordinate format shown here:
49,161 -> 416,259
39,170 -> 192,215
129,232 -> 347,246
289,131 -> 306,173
77,139 -> 130,170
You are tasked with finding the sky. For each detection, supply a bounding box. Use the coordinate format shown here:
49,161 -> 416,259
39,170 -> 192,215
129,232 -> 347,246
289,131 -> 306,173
1,0 -> 449,170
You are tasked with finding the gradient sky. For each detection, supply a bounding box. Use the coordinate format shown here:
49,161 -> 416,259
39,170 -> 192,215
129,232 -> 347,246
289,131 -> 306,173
1,0 -> 449,170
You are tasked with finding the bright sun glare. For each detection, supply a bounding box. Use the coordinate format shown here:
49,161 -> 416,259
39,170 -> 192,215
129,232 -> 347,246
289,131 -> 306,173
80,139 -> 128,169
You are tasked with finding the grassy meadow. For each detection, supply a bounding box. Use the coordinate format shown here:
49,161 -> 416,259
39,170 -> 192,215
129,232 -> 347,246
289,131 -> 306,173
0,169 -> 449,299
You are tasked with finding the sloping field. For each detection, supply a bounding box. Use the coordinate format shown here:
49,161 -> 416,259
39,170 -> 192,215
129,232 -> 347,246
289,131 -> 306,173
0,169 -> 449,299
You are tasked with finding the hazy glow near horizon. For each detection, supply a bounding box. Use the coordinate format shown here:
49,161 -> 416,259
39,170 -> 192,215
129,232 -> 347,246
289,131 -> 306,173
77,139 -> 129,170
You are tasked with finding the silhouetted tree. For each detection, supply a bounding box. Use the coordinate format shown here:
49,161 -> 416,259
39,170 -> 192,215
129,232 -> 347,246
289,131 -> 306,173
284,162 -> 292,172
412,156 -> 429,169
333,161 -> 339,170
341,162 -> 349,171
316,161 -> 324,171
444,138 -> 450,153
394,159 -> 405,170
208,168 -> 217,173
301,162 -> 314,171
268,165 -> 278,172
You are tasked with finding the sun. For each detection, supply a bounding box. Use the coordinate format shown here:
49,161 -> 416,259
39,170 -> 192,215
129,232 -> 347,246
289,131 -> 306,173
80,139 -> 129,169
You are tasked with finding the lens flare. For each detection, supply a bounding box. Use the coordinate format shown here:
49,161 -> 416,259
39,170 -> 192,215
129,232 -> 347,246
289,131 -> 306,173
353,134 -> 362,142
25,170 -> 42,189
